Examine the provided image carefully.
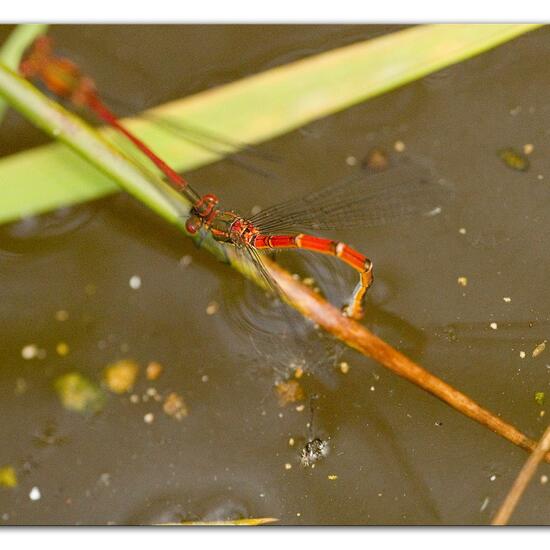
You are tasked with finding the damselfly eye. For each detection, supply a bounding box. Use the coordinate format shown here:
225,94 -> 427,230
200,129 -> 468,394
185,215 -> 202,235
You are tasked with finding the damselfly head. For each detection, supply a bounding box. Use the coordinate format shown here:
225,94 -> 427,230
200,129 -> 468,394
185,213 -> 203,235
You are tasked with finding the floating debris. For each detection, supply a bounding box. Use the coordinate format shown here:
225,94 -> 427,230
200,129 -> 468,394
345,155 -> 357,166
339,361 -> 350,374
15,344 -> 29,360
103,359 -> 139,394
532,341 -> 547,358
55,310 -> 69,322
56,342 -> 69,357
179,255 -> 193,268
541,475 -> 548,485
98,473 -> 111,487
288,437 -> 295,447
146,361 -> 163,381
29,486 -> 41,501
201,374 -> 209,383
21,344 -> 46,360
458,227 -> 467,235
523,143 -> 534,155
480,497 -> 490,512
0,466 -> 17,488
457,276 -> 468,287
394,140 -> 406,152
206,301 -> 219,315
284,463 -> 292,470
490,322 -> 498,330
362,147 -> 389,172
499,148 -> 529,172
519,351 -> 526,359
300,438 -> 330,467
144,412 -> 155,424
535,392 -> 545,406
328,474 -> 338,481
275,380 -> 305,407
54,372 -> 105,415
129,275 -> 142,290
163,392 -> 189,421
503,297 -> 512,303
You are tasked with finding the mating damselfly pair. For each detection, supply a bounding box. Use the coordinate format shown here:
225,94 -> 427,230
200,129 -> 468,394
19,35 -> 451,322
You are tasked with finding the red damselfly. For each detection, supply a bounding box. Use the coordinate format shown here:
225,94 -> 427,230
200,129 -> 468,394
20,36 -> 450,320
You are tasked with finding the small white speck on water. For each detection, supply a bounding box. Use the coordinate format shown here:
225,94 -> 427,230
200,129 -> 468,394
458,227 -> 467,235
129,275 -> 141,290
541,475 -> 548,485
490,474 -> 497,481
532,341 -> 547,358
345,155 -> 357,166
523,143 -> 534,155
490,322 -> 498,330
394,140 -> 406,152
201,375 -> 209,383
29,487 -> 41,501
144,413 -> 154,424
21,344 -> 38,360
503,297 -> 512,303
295,404 -> 305,412
206,301 -> 219,315
55,309 -> 69,321
480,497 -> 490,512
520,351 -> 526,359
278,412 -> 284,419
284,463 -> 292,470
339,361 -> 350,374
538,174 -> 544,180
370,386 -> 375,392
288,437 -> 295,447
179,255 -> 192,268
457,276 -> 468,287
129,394 -> 139,404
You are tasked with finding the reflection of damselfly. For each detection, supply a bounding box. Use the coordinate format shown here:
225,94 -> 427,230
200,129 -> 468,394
21,36 -> 451,319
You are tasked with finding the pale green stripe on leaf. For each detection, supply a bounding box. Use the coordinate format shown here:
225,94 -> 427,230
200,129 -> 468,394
0,23 -> 540,225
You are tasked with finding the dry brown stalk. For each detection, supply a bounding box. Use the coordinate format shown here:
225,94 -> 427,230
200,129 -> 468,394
492,424 -> 550,525
265,258 -> 545,461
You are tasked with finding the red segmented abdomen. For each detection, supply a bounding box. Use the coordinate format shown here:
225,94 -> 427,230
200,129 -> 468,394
252,234 -> 298,249
334,242 -> 371,272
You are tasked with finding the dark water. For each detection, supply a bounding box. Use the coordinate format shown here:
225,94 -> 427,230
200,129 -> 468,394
1,24 -> 550,525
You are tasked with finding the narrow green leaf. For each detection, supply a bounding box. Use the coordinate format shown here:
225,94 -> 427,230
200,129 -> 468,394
0,24 -> 48,120
0,24 -> 540,225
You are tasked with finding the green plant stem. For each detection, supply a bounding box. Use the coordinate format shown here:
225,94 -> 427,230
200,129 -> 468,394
0,24 -> 48,121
